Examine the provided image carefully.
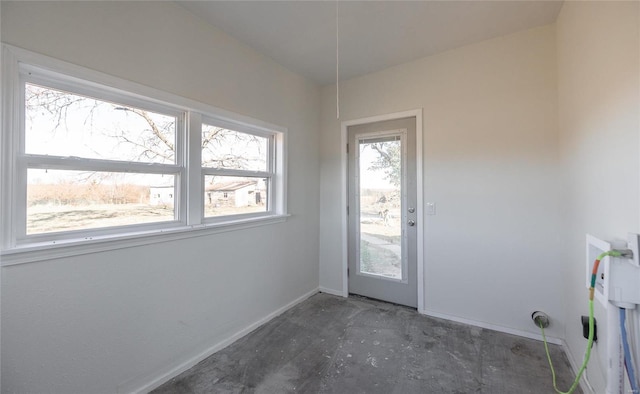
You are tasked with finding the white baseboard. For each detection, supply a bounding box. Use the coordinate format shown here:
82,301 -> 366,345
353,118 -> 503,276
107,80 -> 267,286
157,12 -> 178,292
420,308 -> 564,345
123,287 -> 319,394
123,291 -> 583,394
421,309 -> 595,393
319,286 -> 346,297
560,339 -> 596,394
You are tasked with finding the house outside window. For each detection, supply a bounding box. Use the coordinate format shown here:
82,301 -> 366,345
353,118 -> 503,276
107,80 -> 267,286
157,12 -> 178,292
0,45 -> 288,258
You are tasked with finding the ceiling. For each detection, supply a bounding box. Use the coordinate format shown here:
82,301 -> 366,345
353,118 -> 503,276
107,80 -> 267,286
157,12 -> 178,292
178,1 -> 563,86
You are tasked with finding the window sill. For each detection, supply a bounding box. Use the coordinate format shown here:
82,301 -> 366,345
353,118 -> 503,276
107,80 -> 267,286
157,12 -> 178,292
0,214 -> 290,266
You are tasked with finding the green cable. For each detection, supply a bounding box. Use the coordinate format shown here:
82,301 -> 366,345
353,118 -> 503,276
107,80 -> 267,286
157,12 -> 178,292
539,299 -> 594,394
540,250 -> 622,394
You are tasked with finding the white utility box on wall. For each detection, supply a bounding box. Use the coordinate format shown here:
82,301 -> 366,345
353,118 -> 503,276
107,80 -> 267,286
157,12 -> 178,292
586,234 -> 640,308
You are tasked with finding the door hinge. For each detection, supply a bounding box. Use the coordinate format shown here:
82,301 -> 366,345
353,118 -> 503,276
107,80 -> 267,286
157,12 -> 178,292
347,268 -> 350,277
347,205 -> 349,215
346,143 -> 349,153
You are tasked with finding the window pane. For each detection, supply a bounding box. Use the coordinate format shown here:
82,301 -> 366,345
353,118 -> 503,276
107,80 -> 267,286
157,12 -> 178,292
204,176 -> 268,217
202,125 -> 268,171
27,169 -> 176,234
358,137 -> 402,280
25,83 -> 176,164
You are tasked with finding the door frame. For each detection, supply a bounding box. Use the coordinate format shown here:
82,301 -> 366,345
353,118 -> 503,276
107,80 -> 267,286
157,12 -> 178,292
340,109 -> 424,313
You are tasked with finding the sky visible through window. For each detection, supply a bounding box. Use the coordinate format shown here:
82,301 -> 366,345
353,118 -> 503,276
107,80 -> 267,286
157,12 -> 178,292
23,83 -> 269,234
25,83 -> 176,178
359,142 -> 396,190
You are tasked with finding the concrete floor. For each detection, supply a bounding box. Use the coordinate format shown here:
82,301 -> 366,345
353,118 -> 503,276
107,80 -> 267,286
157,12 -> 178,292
153,293 -> 581,394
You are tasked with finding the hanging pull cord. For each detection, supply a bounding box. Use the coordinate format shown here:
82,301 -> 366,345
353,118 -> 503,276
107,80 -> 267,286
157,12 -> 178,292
336,0 -> 340,119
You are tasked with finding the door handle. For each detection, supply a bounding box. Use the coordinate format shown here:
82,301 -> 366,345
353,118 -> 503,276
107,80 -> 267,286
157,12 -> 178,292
408,220 -> 416,227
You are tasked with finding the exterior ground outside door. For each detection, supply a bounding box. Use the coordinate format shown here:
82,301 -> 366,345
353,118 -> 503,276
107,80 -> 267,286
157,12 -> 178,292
347,117 -> 417,308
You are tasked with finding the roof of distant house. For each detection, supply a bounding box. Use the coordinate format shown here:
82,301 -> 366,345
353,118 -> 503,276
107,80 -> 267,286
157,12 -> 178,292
205,180 -> 257,192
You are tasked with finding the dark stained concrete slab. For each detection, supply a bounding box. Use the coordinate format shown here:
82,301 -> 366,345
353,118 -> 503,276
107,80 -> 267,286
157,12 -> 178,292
152,293 -> 581,394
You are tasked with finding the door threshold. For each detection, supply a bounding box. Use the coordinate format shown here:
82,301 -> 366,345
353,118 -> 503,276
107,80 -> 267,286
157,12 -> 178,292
348,293 -> 418,311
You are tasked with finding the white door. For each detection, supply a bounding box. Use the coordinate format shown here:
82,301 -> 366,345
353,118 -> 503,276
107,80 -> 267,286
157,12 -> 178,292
347,117 -> 417,308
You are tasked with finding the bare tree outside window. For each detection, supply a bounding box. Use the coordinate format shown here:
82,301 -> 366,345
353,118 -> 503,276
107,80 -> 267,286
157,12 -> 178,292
358,138 -> 402,279
26,83 -> 176,164
367,141 -> 400,188
202,124 -> 269,217
24,83 -> 267,234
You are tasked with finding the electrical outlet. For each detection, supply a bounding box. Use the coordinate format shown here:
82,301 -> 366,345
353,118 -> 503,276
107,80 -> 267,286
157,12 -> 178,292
628,232 -> 640,268
581,315 -> 597,342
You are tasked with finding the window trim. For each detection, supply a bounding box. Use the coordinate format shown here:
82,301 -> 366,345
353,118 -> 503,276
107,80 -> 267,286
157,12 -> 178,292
19,75 -> 188,243
1,44 -> 288,264
201,117 -> 275,222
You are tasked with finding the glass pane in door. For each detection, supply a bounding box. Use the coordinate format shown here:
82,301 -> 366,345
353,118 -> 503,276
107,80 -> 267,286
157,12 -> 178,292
358,136 -> 402,280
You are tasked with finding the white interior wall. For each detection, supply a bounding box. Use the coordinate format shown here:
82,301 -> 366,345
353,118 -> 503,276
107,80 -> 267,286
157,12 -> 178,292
557,2 -> 640,392
0,2 -> 320,393
319,25 -> 564,339
2,1 -> 639,393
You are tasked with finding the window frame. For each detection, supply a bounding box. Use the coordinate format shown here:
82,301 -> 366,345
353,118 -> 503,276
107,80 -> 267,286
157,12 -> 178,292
201,117 -> 276,223
19,71 -> 188,244
1,44 -> 288,264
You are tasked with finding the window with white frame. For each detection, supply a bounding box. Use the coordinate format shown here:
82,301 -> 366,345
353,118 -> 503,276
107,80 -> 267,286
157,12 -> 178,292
1,45 -> 287,254
22,79 -> 184,238
202,122 -> 272,219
